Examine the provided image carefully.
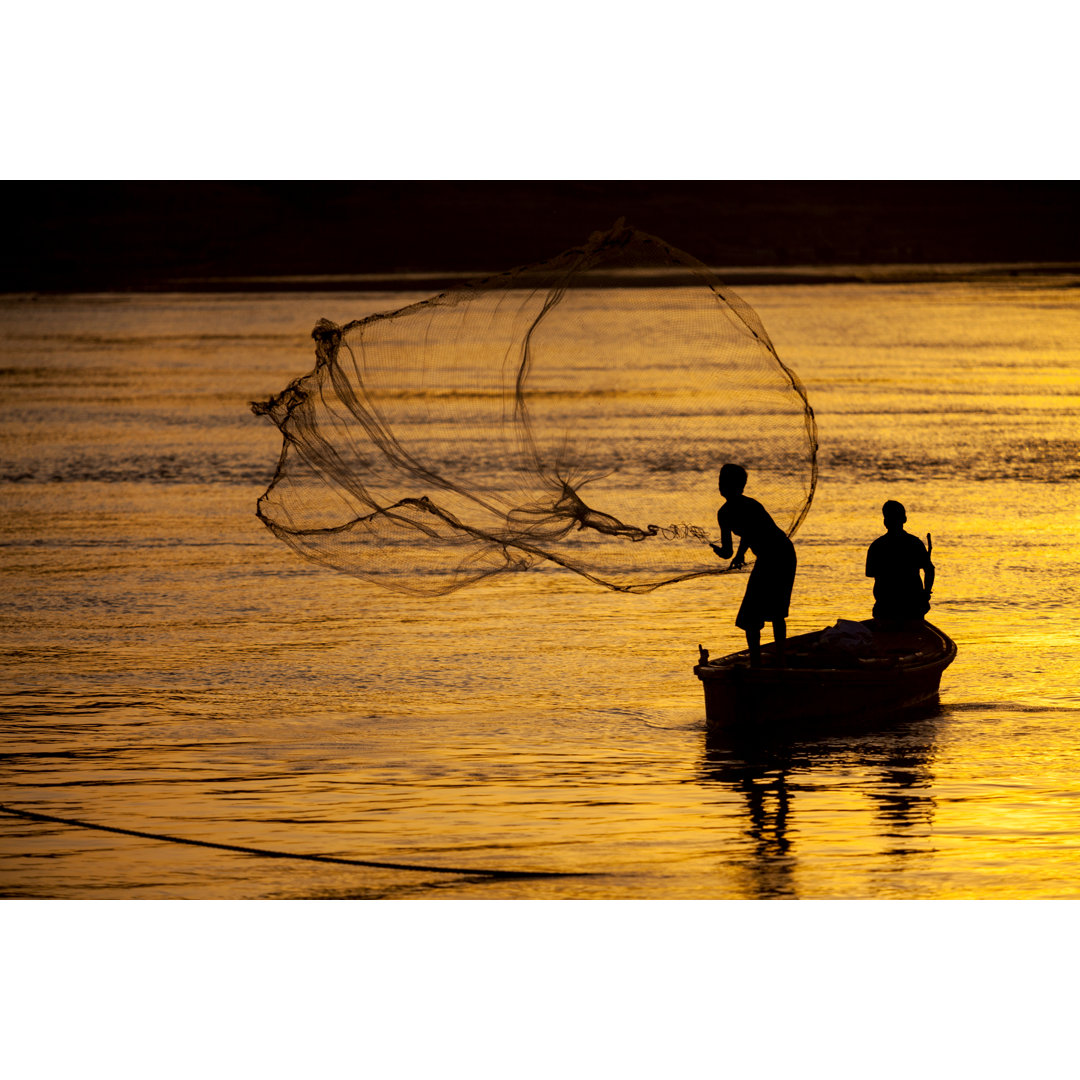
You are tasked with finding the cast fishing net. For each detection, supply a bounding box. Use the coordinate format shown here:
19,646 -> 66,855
252,225 -> 817,595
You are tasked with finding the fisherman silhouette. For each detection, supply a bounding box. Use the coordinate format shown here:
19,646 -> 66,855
865,500 -> 935,623
710,463 -> 797,667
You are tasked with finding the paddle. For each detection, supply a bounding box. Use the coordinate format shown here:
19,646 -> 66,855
925,533 -> 934,612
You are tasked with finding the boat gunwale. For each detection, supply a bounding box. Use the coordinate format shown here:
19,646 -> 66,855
693,621 -> 957,684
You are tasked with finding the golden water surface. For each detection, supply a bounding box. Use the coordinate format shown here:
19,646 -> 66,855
2,275 -> 1079,898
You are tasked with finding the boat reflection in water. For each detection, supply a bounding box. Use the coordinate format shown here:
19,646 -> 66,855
699,703 -> 946,899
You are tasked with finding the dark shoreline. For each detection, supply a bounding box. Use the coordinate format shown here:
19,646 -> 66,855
7,262 -> 1080,297
9,182 -> 1078,296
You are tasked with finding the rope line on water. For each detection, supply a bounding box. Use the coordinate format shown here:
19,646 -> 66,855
0,803 -> 588,880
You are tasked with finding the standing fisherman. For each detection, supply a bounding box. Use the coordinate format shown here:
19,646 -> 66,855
711,463 -> 797,667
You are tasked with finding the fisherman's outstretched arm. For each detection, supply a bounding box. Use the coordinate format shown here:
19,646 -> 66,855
712,522 -> 734,560
730,538 -> 749,570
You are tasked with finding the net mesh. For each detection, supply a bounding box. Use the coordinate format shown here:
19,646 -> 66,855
252,225 -> 818,595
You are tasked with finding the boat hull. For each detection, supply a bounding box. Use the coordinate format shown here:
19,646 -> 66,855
694,620 -> 956,730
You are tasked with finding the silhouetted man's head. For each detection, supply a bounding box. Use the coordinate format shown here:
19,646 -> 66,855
718,463 -> 747,498
882,500 -> 907,530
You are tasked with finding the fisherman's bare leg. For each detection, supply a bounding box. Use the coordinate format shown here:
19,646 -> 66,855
773,619 -> 787,668
746,628 -> 762,668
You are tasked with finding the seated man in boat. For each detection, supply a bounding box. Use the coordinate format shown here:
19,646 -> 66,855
865,500 -> 935,623
710,463 -> 797,668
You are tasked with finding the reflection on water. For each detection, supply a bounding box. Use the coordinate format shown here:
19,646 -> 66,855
867,734 -> 937,856
704,746 -> 796,898
699,706 -> 942,898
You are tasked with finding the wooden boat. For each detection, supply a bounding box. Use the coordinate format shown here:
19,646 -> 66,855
694,619 -> 957,730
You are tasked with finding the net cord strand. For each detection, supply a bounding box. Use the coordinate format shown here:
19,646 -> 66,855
0,803 -> 590,880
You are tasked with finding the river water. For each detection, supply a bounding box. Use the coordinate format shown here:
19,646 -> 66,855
3,273 -> 1079,899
